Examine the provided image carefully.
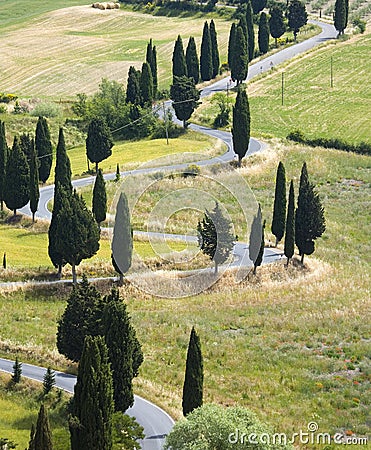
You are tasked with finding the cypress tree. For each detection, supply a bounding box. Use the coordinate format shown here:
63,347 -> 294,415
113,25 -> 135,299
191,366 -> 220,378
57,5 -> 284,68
35,116 -> 53,184
28,423 -> 36,450
232,88 -> 250,165
182,327 -> 203,416
146,39 -> 158,98
238,16 -> 249,55
252,0 -> 267,14
172,35 -> 187,80
55,190 -> 100,283
139,61 -> 153,107
86,118 -> 113,173
249,204 -> 262,267
228,23 -> 237,71
57,274 -> 104,362
92,169 -> 107,226
185,37 -> 200,84
295,162 -> 326,263
231,26 -> 248,84
269,6 -> 286,47
200,21 -> 213,82
254,219 -> 265,274
0,121 -> 9,210
43,367 -> 55,395
48,128 -> 72,277
111,192 -> 133,285
284,180 -> 295,266
334,0 -> 347,35
288,0 -> 308,41
258,12 -> 270,54
19,133 -> 33,161
103,289 -> 143,412
4,136 -> 30,215
271,161 -> 286,246
170,75 -> 200,128
12,357 -> 22,383
197,202 -> 235,274
209,20 -> 220,78
126,66 -> 141,105
69,336 -> 114,450
246,0 -> 255,61
29,138 -> 40,222
33,404 -> 53,450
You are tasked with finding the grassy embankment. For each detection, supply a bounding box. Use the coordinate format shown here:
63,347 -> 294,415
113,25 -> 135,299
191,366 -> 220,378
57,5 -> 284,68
193,31 -> 371,144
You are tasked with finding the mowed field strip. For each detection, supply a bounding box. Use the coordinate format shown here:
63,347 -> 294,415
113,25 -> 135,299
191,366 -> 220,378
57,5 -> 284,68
0,5 -> 231,98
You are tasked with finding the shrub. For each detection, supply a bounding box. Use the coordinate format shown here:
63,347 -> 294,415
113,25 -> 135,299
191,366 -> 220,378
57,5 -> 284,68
0,93 -> 18,103
0,105 -> 7,114
30,102 -> 61,118
352,17 -> 366,33
287,130 -> 371,156
182,163 -> 201,177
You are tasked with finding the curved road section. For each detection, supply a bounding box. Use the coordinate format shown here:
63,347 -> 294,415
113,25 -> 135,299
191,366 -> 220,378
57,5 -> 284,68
6,19 -> 337,449
0,357 -> 174,450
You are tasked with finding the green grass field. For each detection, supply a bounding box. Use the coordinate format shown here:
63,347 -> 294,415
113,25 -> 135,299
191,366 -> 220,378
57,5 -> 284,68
0,373 -> 70,449
194,32 -> 371,145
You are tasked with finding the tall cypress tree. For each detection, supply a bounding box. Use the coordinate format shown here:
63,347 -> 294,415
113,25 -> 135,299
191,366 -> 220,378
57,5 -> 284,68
288,0 -> 308,41
146,39 -> 158,98
238,16 -> 249,55
103,289 -> 143,412
182,327 -> 203,416
29,138 -> 40,222
4,136 -> 30,215
231,26 -> 248,84
139,61 -> 153,107
86,118 -> 113,173
284,180 -> 295,266
232,88 -> 250,165
126,66 -> 141,105
111,192 -> 133,285
35,116 -> 52,184
172,35 -> 187,80
209,20 -> 220,78
200,21 -> 213,82
295,162 -> 326,263
92,169 -> 107,226
254,219 -> 265,274
249,204 -> 262,269
258,12 -> 270,54
185,37 -> 200,84
33,404 -> 53,450
0,121 -> 9,210
70,335 -> 114,450
48,128 -> 72,277
170,75 -> 200,128
334,0 -> 347,35
43,367 -> 56,395
55,190 -> 100,283
246,0 -> 255,61
228,23 -> 237,71
271,161 -> 286,246
269,6 -> 286,47
57,275 -> 104,362
19,133 -> 33,161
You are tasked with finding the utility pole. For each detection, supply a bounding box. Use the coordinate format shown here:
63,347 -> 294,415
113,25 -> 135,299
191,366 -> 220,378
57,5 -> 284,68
330,56 -> 333,88
162,102 -> 169,145
281,72 -> 284,106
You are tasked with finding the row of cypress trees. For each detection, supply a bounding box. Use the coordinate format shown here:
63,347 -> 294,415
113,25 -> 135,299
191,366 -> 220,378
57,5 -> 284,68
172,20 -> 220,84
126,39 -> 158,106
271,161 -> 326,264
0,120 -> 40,220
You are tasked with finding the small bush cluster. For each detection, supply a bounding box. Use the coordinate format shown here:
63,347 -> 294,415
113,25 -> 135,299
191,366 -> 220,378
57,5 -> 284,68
30,102 -> 62,118
287,130 -> 371,156
0,93 -> 18,103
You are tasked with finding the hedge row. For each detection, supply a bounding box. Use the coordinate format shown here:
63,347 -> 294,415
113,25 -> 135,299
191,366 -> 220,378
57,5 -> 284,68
287,130 -> 371,156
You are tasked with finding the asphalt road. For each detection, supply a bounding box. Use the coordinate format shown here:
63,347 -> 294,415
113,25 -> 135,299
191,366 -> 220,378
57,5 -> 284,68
0,357 -> 174,450
7,20 -> 337,448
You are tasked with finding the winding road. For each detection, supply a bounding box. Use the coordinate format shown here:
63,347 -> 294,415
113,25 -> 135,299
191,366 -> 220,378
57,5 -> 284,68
2,18 -> 337,449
